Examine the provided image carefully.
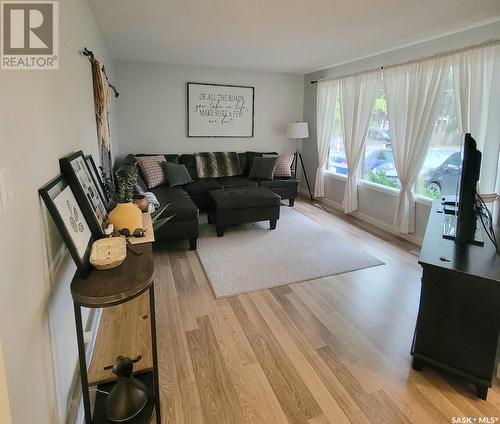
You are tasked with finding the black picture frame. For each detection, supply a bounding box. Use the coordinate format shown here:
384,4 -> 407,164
84,154 -> 108,205
60,151 -> 108,238
39,175 -> 93,277
187,82 -> 255,138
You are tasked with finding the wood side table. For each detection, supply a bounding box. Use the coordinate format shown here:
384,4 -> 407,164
71,243 -> 161,424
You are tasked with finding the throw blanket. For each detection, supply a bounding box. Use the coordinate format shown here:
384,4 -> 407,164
195,152 -> 241,178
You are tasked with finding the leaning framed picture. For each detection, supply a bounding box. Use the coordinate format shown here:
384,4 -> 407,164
187,82 -> 255,137
60,151 -> 108,238
39,175 -> 93,276
84,154 -> 108,205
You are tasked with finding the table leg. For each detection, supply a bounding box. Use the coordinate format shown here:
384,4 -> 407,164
476,383 -> 488,400
74,303 -> 92,424
149,284 -> 162,423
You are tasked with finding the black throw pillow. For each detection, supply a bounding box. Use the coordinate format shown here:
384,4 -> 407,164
249,156 -> 278,180
164,162 -> 193,187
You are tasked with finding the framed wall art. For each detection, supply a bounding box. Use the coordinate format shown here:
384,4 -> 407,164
39,175 -> 93,276
187,82 -> 254,138
60,151 -> 108,238
84,154 -> 108,205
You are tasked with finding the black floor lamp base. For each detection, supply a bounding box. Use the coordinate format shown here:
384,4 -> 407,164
294,151 -> 314,201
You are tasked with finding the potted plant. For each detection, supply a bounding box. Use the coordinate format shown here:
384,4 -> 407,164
108,165 -> 143,232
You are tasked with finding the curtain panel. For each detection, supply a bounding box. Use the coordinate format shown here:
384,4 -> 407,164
384,56 -> 450,234
452,46 -> 497,198
314,80 -> 339,198
452,46 -> 495,153
340,72 -> 381,213
91,59 -> 113,194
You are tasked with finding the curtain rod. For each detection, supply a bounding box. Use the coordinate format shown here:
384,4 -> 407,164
81,47 -> 120,97
309,38 -> 500,85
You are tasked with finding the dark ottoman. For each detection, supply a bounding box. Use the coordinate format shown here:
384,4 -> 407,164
208,187 -> 281,237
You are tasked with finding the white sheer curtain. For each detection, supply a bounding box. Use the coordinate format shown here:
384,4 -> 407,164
384,57 -> 450,233
340,72 -> 381,213
314,80 -> 339,198
452,46 -> 495,153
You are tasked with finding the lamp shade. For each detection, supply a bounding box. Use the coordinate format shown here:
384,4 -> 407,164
286,122 -> 309,139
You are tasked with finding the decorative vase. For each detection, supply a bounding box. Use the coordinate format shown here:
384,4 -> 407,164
109,202 -> 142,232
132,194 -> 150,212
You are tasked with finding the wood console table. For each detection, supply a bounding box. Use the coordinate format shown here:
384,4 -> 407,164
71,242 -> 161,423
412,201 -> 500,400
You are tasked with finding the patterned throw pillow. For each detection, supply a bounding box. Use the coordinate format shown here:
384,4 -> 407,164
136,155 -> 167,189
264,153 -> 295,177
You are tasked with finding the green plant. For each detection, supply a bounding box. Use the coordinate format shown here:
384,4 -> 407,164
421,187 -> 442,199
415,179 -> 442,199
366,169 -> 400,189
151,203 -> 175,232
114,165 -> 137,203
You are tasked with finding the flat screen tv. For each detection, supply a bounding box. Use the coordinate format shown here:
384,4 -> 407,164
455,133 -> 482,244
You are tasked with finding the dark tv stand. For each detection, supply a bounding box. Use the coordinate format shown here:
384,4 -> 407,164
412,201 -> 500,400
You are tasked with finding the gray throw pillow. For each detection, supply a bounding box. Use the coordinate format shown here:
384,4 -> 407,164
249,156 -> 278,180
164,162 -> 193,187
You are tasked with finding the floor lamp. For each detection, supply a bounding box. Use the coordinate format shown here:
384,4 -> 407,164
287,122 -> 313,201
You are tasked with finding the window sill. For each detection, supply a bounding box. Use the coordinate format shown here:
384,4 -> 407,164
414,195 -> 433,206
325,172 -> 439,206
359,179 -> 400,197
325,170 -> 347,181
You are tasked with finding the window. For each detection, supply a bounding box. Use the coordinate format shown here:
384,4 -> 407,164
361,78 -> 399,189
327,95 -> 347,175
415,67 -> 461,199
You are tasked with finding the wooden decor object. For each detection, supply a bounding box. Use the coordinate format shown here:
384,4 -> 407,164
90,237 -> 127,270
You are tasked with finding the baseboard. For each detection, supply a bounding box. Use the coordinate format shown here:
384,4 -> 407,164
298,189 -> 423,246
66,307 -> 102,424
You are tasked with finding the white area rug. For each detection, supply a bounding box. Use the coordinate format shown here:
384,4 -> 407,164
197,207 -> 384,298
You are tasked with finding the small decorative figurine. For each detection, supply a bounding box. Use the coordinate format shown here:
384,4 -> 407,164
105,356 -> 148,422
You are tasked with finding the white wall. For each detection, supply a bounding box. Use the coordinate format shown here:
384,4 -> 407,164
302,21 -> 500,242
114,61 -> 304,157
0,0 -> 116,422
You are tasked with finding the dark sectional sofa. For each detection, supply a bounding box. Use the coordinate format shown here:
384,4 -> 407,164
117,152 -> 298,250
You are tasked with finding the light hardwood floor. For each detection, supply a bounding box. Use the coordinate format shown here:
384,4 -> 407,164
96,199 -> 500,423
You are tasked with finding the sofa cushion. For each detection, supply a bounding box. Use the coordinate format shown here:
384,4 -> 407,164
164,162 -> 193,187
237,153 -> 248,175
150,186 -> 189,201
249,156 -> 278,180
136,155 -> 167,189
219,177 -> 258,188
209,187 -> 281,210
164,154 -> 180,164
179,154 -> 198,180
257,178 -> 299,189
183,178 -> 223,194
160,197 -> 199,222
150,187 -> 198,221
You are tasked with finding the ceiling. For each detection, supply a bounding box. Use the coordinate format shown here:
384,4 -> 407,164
88,0 -> 500,74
